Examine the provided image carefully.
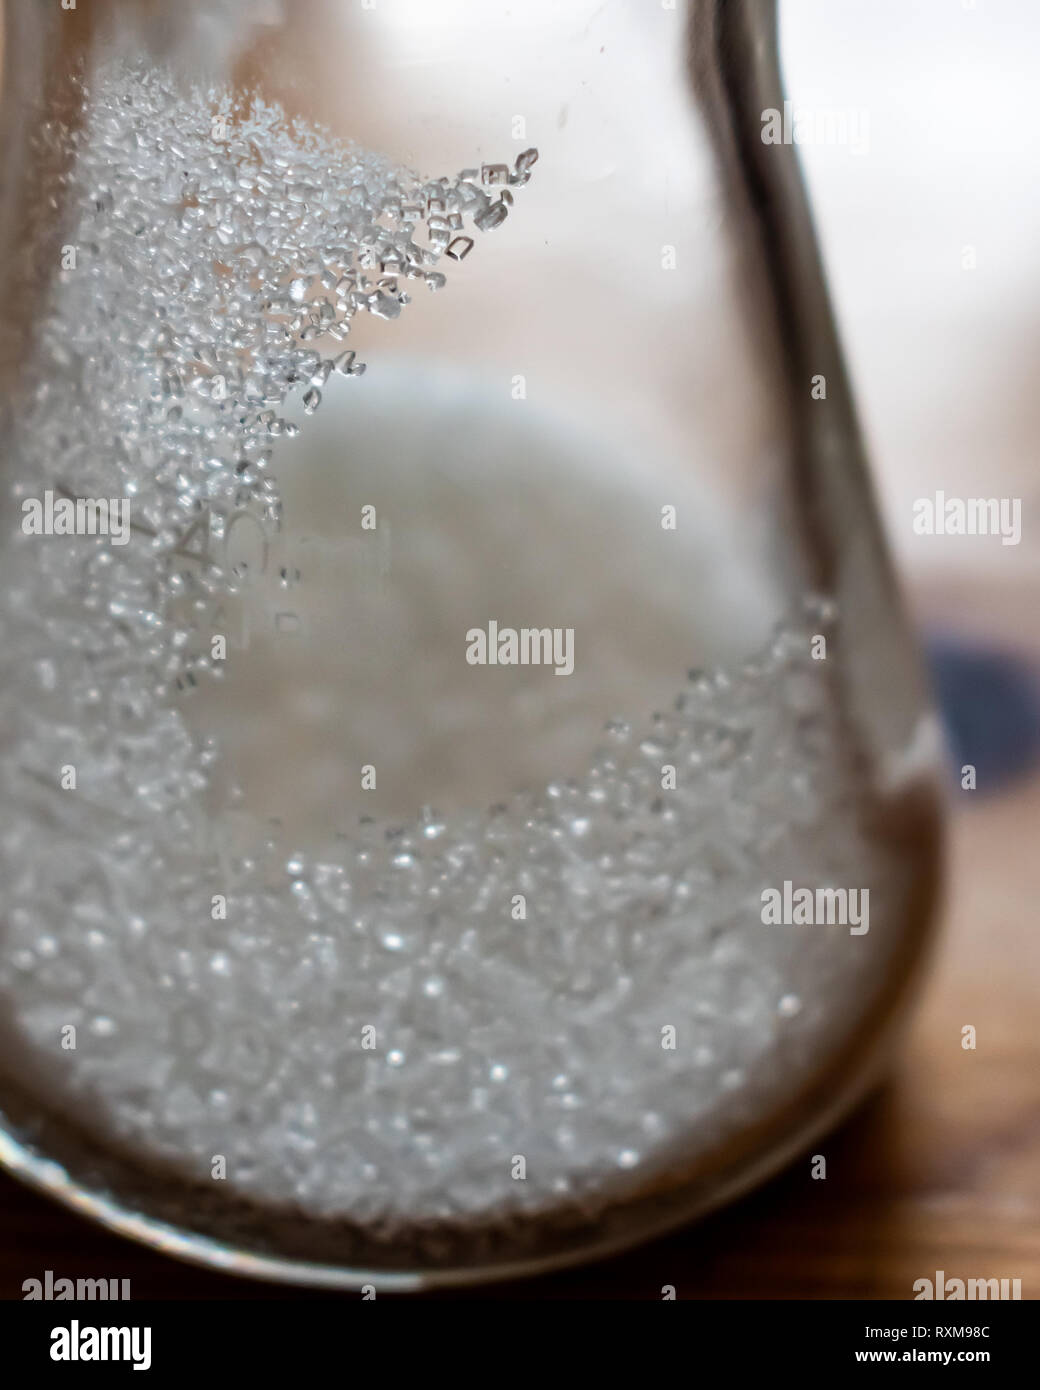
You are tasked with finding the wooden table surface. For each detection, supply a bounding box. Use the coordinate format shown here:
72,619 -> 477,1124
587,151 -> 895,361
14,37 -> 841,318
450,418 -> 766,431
1,771 -> 1037,1300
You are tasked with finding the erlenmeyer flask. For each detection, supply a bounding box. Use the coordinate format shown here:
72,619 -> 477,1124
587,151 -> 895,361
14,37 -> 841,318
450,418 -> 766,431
0,0 -> 942,1287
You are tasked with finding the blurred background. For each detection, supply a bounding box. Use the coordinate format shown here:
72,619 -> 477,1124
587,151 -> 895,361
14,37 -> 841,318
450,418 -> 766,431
787,0 -> 1040,661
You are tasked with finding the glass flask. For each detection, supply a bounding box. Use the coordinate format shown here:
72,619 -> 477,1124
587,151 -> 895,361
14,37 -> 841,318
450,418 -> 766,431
0,0 -> 943,1288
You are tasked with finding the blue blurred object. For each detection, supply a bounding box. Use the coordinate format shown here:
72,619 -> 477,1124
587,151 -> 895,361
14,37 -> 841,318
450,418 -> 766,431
925,632 -> 1040,793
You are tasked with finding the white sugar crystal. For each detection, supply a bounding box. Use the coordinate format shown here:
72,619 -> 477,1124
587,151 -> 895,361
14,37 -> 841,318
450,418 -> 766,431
0,60 -> 917,1245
